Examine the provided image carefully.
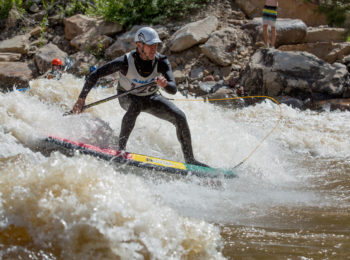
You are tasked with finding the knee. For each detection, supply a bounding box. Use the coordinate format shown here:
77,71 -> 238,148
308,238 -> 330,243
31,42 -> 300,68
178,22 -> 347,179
125,109 -> 140,120
174,110 -> 187,126
123,107 -> 140,122
119,98 -> 129,111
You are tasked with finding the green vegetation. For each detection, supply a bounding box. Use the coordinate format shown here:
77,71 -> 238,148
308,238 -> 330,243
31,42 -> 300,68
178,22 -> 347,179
87,0 -> 210,28
65,0 -> 94,17
318,4 -> 348,27
0,0 -> 23,19
38,15 -> 49,46
41,0 -> 54,10
86,38 -> 105,59
1,0 -> 210,28
305,0 -> 350,27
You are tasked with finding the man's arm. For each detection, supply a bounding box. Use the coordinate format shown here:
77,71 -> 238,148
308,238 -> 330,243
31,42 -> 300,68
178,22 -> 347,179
157,55 -> 177,95
72,55 -> 128,114
79,55 -> 127,99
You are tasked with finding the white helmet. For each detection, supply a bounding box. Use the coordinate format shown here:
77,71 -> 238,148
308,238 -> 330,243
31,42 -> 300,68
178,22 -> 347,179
134,27 -> 162,45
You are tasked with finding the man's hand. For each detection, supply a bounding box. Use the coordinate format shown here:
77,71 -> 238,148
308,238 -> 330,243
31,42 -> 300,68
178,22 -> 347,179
72,98 -> 85,114
155,76 -> 167,88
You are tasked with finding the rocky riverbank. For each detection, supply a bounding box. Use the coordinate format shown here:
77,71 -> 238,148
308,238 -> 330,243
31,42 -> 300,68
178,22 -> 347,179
1,0 -> 349,111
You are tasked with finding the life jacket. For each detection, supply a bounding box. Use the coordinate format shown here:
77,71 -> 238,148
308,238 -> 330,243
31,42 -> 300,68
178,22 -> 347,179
118,50 -> 159,96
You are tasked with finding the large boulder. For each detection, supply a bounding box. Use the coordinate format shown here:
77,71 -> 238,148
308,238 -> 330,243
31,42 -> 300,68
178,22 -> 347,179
168,16 -> 218,52
0,62 -> 34,90
34,43 -> 68,74
70,29 -> 114,51
95,20 -> 123,37
0,34 -> 29,54
200,27 -> 252,66
0,53 -> 21,62
305,27 -> 347,43
235,0 -> 327,26
243,18 -> 307,47
69,19 -> 122,51
105,25 -> 142,59
69,51 -> 98,76
64,14 -> 98,40
240,49 -> 350,98
279,42 -> 350,64
3,7 -> 21,33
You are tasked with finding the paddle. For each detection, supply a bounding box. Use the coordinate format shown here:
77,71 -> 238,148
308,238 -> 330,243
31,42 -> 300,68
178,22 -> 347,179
64,56 -> 73,72
64,81 -> 157,116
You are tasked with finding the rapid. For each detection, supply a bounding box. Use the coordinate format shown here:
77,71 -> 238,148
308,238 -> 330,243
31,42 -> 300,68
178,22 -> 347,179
0,74 -> 349,259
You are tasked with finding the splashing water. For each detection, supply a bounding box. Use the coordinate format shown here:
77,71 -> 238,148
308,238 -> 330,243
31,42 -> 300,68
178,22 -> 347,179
1,74 -> 349,259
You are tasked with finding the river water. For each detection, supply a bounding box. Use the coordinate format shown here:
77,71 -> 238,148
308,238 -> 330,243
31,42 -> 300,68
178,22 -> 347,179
0,74 -> 349,259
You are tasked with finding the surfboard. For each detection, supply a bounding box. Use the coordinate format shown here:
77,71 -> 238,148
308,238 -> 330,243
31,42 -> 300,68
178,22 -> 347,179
44,136 -> 237,178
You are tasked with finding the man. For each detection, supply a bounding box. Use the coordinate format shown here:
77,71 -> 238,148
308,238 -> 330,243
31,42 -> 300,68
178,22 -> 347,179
72,27 -> 208,167
262,0 -> 278,48
46,58 -> 63,80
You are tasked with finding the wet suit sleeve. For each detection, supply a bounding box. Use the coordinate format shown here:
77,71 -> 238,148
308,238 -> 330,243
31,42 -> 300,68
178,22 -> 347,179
78,55 -> 128,99
157,55 -> 177,95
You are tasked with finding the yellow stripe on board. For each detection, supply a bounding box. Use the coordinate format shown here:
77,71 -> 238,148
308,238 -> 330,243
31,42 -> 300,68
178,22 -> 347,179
131,153 -> 187,170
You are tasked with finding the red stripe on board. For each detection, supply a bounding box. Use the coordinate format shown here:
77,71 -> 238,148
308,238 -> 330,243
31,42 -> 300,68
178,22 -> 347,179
49,135 -> 132,159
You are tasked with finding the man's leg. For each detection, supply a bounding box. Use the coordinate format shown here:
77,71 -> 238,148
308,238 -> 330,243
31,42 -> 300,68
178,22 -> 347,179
145,94 -> 209,167
118,93 -> 141,151
118,109 -> 140,150
263,24 -> 269,48
271,25 -> 276,48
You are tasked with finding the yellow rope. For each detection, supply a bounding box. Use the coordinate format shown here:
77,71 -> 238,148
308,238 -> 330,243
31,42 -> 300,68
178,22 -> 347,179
168,95 -> 283,169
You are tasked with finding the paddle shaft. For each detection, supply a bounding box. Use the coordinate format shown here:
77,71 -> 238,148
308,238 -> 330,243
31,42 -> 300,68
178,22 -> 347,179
64,82 -> 156,115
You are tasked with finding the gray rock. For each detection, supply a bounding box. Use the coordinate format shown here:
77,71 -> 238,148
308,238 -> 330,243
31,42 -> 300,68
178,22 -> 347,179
168,16 -> 218,52
29,3 -> 40,13
200,27 -> 252,66
243,18 -> 307,47
105,25 -> 142,59
69,51 -> 98,76
0,53 -> 21,62
64,14 -> 97,41
0,35 -> 29,54
0,62 -> 34,90
34,43 -> 68,74
190,67 -> 204,80
240,48 -> 350,98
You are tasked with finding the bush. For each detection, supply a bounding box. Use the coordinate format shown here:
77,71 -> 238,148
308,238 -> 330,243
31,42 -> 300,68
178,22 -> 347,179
318,4 -> 348,27
0,0 -> 23,19
1,0 -> 210,29
64,0 -> 94,17
305,0 -> 350,27
88,0 -> 211,28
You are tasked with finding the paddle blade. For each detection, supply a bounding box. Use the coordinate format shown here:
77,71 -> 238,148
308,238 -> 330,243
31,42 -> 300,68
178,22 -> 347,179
64,56 -> 73,72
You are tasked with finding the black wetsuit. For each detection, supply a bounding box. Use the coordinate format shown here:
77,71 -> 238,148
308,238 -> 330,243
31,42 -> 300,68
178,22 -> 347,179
78,50 -> 206,166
